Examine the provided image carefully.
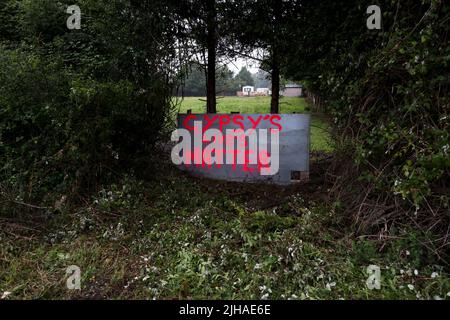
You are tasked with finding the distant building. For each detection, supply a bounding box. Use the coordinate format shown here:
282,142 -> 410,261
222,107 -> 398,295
256,88 -> 271,95
242,86 -> 255,95
236,86 -> 277,97
282,83 -> 303,97
237,86 -> 272,97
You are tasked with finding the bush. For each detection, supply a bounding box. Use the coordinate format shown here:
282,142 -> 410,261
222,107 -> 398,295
284,0 -> 449,251
0,0 -> 183,206
0,47 -> 172,205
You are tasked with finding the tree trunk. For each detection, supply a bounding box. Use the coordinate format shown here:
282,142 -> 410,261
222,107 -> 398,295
206,0 -> 217,114
270,0 -> 282,114
271,51 -> 280,114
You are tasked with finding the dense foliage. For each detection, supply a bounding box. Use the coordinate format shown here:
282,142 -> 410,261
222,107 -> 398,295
285,0 -> 449,244
0,0 -> 448,254
1,1 -> 450,299
0,0 -> 183,203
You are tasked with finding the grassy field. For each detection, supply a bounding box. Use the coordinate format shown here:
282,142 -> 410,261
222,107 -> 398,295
176,96 -> 308,114
175,96 -> 333,152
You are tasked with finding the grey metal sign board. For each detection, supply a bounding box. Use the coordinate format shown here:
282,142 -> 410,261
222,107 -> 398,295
174,114 -> 310,185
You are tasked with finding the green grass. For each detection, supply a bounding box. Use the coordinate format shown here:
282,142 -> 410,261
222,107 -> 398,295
1,168 -> 449,300
176,96 -> 308,114
175,96 -> 333,152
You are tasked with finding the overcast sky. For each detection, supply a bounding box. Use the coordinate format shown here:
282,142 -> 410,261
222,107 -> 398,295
227,57 -> 261,75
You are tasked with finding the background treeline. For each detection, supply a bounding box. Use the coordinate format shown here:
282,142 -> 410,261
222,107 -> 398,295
181,66 -> 270,97
0,0 -> 449,253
